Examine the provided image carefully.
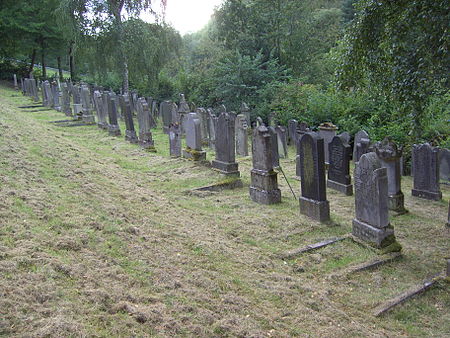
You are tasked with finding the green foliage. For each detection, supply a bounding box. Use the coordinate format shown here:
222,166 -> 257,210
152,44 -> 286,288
0,59 -> 29,80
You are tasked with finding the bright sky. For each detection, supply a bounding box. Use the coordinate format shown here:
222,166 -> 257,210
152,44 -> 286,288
148,0 -> 224,35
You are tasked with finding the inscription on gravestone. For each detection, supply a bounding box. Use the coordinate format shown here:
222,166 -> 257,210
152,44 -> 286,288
212,112 -> 240,176
169,123 -> 181,158
411,143 -> 442,200
327,134 -> 353,195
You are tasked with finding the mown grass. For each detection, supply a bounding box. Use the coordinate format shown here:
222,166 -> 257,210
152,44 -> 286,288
0,83 -> 449,337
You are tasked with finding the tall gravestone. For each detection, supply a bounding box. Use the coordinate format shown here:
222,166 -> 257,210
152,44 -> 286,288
137,98 -> 156,151
353,130 -> 370,162
61,83 -> 72,116
178,94 -> 190,133
299,132 -> 330,222
352,152 -> 400,250
295,123 -> 310,177
93,91 -> 103,127
249,126 -> 281,204
183,114 -> 206,161
13,74 -> 18,90
327,134 -> 353,195
439,148 -> 450,183
31,79 -> 39,102
288,119 -> 298,146
196,108 -> 209,145
375,137 -> 406,213
160,101 -> 172,133
212,112 -> 240,176
268,126 -> 279,168
275,125 -> 288,159
107,92 -> 121,136
81,86 -> 95,124
318,122 -> 338,165
169,123 -> 181,158
235,114 -> 249,156
72,85 -> 83,120
208,109 -> 217,150
411,143 -> 442,200
123,95 -> 138,144
241,102 -> 251,125
51,82 -> 61,112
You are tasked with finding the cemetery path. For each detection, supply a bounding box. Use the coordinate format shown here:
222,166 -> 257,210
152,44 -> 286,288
0,85 -> 449,337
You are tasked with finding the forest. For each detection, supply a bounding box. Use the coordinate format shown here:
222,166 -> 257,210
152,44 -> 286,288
1,0 -> 448,151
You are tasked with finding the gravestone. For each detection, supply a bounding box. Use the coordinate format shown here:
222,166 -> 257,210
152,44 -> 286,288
145,97 -> 157,129
256,116 -> 264,127
61,83 -> 72,116
171,102 -> 179,126
352,152 -> 399,250
80,86 -> 95,124
295,123 -> 310,177
196,108 -> 209,144
107,92 -> 121,136
99,92 -> 110,129
123,95 -> 138,143
249,126 -> 281,204
353,130 -> 370,162
447,200 -> 450,228
178,94 -> 190,133
298,132 -> 330,222
318,122 -> 338,165
93,91 -> 103,126
169,123 -> 181,158
374,137 -> 406,213
241,102 -> 251,125
207,109 -> 217,150
137,98 -> 156,151
13,74 -> 18,90
411,143 -> 442,200
212,112 -> 240,176
288,119 -> 298,145
42,81 -> 50,107
268,112 -> 276,127
235,114 -> 249,156
327,134 -> 353,195
439,148 -> 450,183
31,79 -> 39,102
340,132 -> 351,145
51,82 -> 61,112
268,126 -> 279,168
183,114 -> 206,161
275,125 -> 288,158
160,101 -> 172,133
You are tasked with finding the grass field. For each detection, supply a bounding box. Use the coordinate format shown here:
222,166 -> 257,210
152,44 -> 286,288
0,83 -> 449,337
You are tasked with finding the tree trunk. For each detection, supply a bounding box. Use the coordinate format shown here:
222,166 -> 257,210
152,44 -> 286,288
112,2 -> 129,94
69,42 -> 75,80
28,48 -> 36,76
41,47 -> 46,79
57,56 -> 63,82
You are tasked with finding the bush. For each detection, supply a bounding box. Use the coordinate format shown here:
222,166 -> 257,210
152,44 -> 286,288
0,58 -> 29,80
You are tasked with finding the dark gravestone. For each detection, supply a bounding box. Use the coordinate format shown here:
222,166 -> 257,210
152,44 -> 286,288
81,86 -> 95,124
299,132 -> 330,222
107,92 -> 121,136
318,122 -> 338,165
31,79 -> 39,102
275,125 -> 288,159
439,148 -> 450,183
145,97 -> 157,129
183,114 -> 206,161
178,94 -> 190,133
61,83 -> 72,116
160,101 -> 172,133
353,130 -> 370,162
447,200 -> 450,228
42,81 -> 49,106
375,137 -> 406,213
137,98 -> 156,151
352,152 -> 399,250
295,123 -> 310,177
411,143 -> 442,200
288,119 -> 298,146
99,91 -> 110,129
169,123 -> 181,158
212,112 -> 240,176
51,82 -> 61,112
327,134 -> 353,195
249,126 -> 281,204
207,109 -> 217,150
235,114 -> 249,156
268,126 -> 279,168
123,95 -> 138,144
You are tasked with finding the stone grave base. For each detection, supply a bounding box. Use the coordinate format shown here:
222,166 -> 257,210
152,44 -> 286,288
352,219 -> 396,248
183,148 -> 206,161
139,140 -> 156,152
412,189 -> 442,201
212,160 -> 240,177
299,197 -> 330,223
388,192 -> 407,214
249,169 -> 281,204
108,125 -> 121,137
249,186 -> 281,205
125,130 -> 139,144
327,179 -> 353,196
82,114 -> 96,124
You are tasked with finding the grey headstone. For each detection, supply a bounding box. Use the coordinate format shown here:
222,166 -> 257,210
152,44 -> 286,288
107,92 -> 121,136
207,109 -> 217,150
375,137 -> 406,213
13,74 -> 18,90
196,108 -> 209,144
235,114 -> 249,156
183,114 -> 206,161
160,101 -> 172,133
268,126 -> 279,168
61,83 -> 72,116
212,112 -> 239,176
249,126 -> 281,204
352,152 -> 399,249
288,119 -> 298,145
137,98 -> 155,151
299,132 -> 330,222
339,132 -> 351,145
275,125 -> 288,159
318,122 -> 338,165
411,143 -> 442,200
51,82 -> 61,112
169,123 -> 181,158
439,148 -> 450,183
240,102 -> 251,125
353,130 -> 370,162
123,95 -> 138,143
327,134 -> 353,195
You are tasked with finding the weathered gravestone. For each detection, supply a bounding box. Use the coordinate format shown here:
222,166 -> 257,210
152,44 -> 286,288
299,132 -> 330,222
439,148 -> 450,183
81,86 -> 95,124
318,122 -> 338,165
353,130 -> 370,162
178,94 -> 190,133
268,126 -> 280,168
145,97 -> 157,129
295,123 -> 310,177
275,125 -> 288,159
249,126 -> 281,204
352,152 -> 400,250
340,132 -> 351,145
288,119 -> 298,146
256,116 -> 264,127
327,134 -> 353,195
51,82 -> 61,112
374,137 -> 406,213
123,95 -> 138,144
31,79 -> 39,102
207,109 -> 217,150
13,74 -> 18,90
212,112 -> 240,176
72,85 -> 83,120
93,91 -> 103,127
160,101 -> 172,133
99,92 -> 110,129
196,108 -> 209,145
42,81 -> 51,107
183,114 -> 206,161
169,123 -> 181,158
61,83 -> 72,116
240,102 -> 251,125
171,102 -> 179,126
411,143 -> 442,200
235,114 -> 249,156
137,98 -> 156,151
107,92 -> 121,136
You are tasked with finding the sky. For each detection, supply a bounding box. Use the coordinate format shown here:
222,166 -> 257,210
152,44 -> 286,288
148,0 -> 224,35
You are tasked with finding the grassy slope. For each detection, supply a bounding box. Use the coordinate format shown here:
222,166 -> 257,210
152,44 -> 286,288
0,83 -> 449,337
